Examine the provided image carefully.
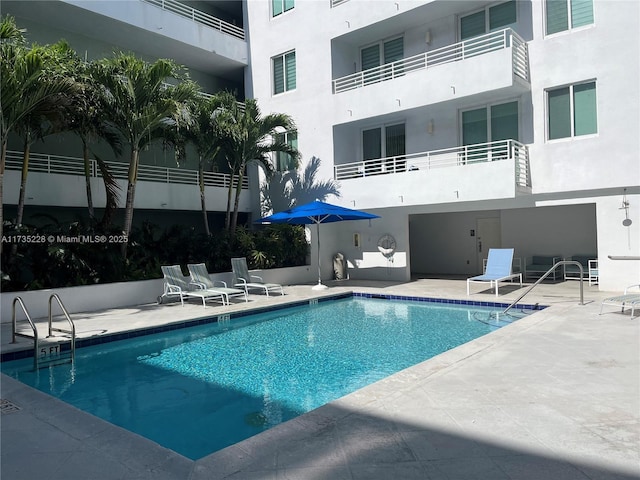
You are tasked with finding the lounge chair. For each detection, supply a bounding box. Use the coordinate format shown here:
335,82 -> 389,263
467,248 -> 523,297
187,263 -> 248,303
231,257 -> 284,296
159,265 -> 228,307
599,284 -> 640,317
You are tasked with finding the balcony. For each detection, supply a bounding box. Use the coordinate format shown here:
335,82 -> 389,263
331,29 -> 529,124
4,151 -> 248,190
141,0 -> 244,40
3,0 -> 247,78
333,29 -> 528,94
3,150 -> 251,211
334,140 -> 531,208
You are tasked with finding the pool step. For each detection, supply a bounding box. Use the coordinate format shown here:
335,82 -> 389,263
36,336 -> 75,368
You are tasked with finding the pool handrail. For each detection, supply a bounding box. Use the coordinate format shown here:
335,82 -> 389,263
504,260 -> 584,314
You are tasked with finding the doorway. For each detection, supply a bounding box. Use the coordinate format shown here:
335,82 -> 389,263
476,217 -> 501,272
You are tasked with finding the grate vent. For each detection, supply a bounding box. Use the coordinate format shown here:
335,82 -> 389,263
0,399 -> 22,414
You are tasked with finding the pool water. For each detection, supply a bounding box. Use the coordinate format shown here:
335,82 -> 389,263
2,297 -> 528,459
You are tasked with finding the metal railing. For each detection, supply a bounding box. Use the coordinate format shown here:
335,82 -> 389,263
11,295 -> 77,369
141,0 -> 245,40
5,151 -> 249,189
333,28 -> 528,94
504,261 -> 585,314
11,297 -> 39,369
331,0 -> 351,6
334,139 -> 530,187
48,294 -> 76,365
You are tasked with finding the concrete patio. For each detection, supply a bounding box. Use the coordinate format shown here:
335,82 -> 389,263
1,278 -> 639,479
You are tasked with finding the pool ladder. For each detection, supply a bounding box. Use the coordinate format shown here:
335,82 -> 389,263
12,294 -> 76,369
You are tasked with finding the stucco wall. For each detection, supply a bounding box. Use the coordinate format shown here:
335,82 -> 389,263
1,265 -> 315,323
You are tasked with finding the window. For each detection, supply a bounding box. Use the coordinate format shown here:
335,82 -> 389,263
460,1 -> 516,40
360,37 -> 403,71
461,101 -> 519,162
272,0 -> 294,17
547,81 -> 597,140
546,0 -> 593,35
274,130 -> 298,171
362,123 -> 406,174
273,51 -> 296,94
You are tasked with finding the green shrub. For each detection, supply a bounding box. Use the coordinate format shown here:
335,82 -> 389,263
0,220 -> 308,291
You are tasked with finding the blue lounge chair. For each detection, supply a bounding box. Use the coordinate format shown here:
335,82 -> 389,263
467,248 -> 523,297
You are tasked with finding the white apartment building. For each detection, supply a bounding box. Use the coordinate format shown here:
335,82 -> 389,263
245,0 -> 640,291
2,0 -> 639,290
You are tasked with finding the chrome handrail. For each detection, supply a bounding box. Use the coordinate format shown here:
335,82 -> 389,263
504,261 -> 584,314
48,294 -> 76,364
12,297 -> 39,369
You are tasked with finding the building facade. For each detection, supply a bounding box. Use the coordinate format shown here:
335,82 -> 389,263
245,0 -> 640,291
2,0 -> 639,290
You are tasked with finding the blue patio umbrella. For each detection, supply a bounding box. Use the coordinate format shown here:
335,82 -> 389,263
255,200 -> 380,289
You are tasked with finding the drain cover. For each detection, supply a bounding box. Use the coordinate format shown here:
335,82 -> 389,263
0,399 -> 22,414
244,411 -> 267,427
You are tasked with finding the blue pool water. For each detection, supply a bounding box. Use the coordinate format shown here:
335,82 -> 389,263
2,296 -> 530,459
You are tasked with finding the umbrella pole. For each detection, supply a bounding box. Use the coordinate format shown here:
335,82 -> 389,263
312,221 -> 327,290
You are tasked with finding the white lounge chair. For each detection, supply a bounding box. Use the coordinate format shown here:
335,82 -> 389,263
231,257 -> 284,296
159,265 -> 228,307
599,284 -> 640,318
467,248 -> 523,297
187,263 -> 248,303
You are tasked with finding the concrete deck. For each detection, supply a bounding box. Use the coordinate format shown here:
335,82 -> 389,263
1,279 -> 639,479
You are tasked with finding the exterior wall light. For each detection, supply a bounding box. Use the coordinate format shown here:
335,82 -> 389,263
427,120 -> 434,134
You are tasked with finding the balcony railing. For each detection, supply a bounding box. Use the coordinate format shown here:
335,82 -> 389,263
5,151 -> 249,189
331,0 -> 351,7
333,28 -> 528,94
141,0 -> 245,40
334,139 -> 531,188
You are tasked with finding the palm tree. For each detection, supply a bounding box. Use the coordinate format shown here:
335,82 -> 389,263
90,53 -> 199,256
261,156 -> 341,214
0,16 -> 78,248
64,56 -> 122,223
168,92 -> 224,236
214,92 -> 299,233
12,39 -> 79,229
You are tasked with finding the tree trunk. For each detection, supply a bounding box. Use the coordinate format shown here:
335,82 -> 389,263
83,140 -> 94,220
199,164 -> 210,236
225,172 -> 234,231
10,135 -> 31,259
0,140 -> 6,255
120,147 -> 139,258
230,170 -> 244,233
15,134 -> 31,227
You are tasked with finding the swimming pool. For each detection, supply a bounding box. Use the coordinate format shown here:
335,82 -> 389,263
2,295 -> 533,460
